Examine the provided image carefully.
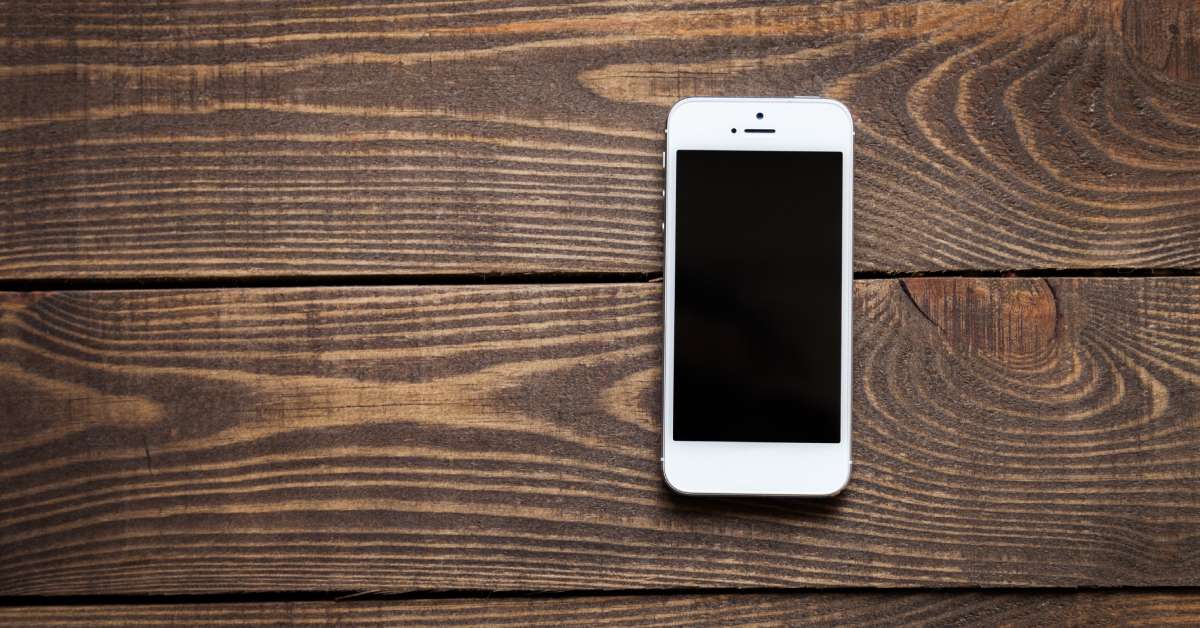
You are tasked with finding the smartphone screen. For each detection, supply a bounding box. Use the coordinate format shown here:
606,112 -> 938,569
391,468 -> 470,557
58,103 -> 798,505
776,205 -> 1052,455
672,150 -> 843,443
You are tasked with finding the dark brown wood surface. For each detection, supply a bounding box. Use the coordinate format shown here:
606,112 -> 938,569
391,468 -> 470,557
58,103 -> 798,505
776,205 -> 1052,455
3,591 -> 1199,627
1,0 -> 1198,279
3,0 -> 1198,622
2,278 -> 1197,595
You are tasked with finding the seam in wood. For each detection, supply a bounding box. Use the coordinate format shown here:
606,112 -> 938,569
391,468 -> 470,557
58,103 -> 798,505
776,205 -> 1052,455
0,273 -> 665,293
1,269 -> 1199,294
2,586 -> 1200,608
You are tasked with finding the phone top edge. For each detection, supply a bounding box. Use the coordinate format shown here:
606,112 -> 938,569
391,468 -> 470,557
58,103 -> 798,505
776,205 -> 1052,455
666,96 -> 854,131
665,98 -> 854,146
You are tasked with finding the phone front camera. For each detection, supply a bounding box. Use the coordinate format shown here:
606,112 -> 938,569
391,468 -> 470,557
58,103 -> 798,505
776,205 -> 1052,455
730,128 -> 737,133
756,112 -> 764,119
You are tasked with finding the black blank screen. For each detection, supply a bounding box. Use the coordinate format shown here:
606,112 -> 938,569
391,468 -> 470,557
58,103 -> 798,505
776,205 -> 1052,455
672,150 -> 842,443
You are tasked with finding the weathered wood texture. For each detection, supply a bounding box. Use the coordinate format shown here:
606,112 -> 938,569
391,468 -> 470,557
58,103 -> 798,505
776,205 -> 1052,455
2,278 -> 1197,595
3,591 -> 1200,627
1,0 -> 1198,279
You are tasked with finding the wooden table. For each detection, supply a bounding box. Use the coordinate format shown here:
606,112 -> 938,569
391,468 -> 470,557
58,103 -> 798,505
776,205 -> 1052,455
1,0 -> 1198,625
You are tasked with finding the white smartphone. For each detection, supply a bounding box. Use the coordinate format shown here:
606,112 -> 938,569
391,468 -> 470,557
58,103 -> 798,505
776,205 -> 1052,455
662,97 -> 854,496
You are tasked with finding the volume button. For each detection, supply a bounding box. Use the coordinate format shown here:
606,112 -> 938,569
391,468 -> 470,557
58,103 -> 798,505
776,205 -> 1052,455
661,151 -> 666,168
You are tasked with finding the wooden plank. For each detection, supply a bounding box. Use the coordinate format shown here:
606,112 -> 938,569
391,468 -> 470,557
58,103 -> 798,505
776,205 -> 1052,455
1,0 -> 1198,279
2,591 -> 1199,626
1,278 -> 1198,595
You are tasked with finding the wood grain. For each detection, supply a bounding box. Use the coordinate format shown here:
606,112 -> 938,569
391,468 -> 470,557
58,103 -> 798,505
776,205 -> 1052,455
1,0 -> 1198,279
3,591 -> 1200,626
1,278 -> 1198,595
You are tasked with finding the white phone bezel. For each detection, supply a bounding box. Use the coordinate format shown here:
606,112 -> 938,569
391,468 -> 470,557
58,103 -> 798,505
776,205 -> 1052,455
662,96 -> 854,497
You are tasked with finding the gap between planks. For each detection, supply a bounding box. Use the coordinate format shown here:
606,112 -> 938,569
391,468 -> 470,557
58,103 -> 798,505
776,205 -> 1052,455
1,268 -> 1199,293
2,585 -> 1199,608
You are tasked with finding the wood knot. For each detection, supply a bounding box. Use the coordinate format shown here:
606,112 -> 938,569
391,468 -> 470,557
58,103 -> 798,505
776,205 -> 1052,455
1121,0 -> 1200,83
901,277 -> 1058,362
